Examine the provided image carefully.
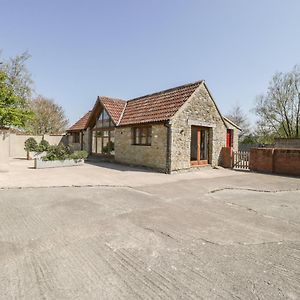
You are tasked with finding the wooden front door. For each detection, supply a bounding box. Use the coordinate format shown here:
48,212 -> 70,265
190,126 -> 209,165
226,129 -> 232,147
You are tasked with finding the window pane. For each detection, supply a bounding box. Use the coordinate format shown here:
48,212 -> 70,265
109,136 -> 115,155
147,128 -> 152,145
92,131 -> 96,153
96,135 -> 102,154
102,137 -> 110,154
102,109 -> 110,127
135,128 -> 140,144
96,112 -> 103,128
74,133 -> 80,143
141,128 -> 147,137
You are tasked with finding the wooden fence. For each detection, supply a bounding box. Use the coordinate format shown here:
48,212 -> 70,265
233,151 -> 250,170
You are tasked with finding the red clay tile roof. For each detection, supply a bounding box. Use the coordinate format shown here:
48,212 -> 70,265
68,111 -> 92,131
69,81 -> 203,130
119,81 -> 203,125
99,97 -> 126,124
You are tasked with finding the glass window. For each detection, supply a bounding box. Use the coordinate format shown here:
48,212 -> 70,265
92,107 -> 116,155
73,132 -> 80,143
96,134 -> 102,154
95,109 -> 113,129
132,126 -> 152,145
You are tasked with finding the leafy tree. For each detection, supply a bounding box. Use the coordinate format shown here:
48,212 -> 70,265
0,70 -> 33,127
0,51 -> 33,102
255,65 -> 300,139
25,96 -> 69,134
225,104 -> 251,140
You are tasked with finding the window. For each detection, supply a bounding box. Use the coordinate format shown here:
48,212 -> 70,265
73,132 -> 80,143
132,126 -> 152,145
92,108 -> 115,155
96,109 -> 112,128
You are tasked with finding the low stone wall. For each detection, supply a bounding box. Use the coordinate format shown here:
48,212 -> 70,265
249,148 -> 300,176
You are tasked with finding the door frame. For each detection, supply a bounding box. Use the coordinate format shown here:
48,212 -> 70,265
190,126 -> 209,166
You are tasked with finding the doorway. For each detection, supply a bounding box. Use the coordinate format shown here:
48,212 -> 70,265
190,126 -> 209,165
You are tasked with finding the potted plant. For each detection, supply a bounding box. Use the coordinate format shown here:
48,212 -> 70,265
24,137 -> 38,160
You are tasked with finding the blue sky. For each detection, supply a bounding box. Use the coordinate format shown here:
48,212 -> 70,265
1,0 -> 300,126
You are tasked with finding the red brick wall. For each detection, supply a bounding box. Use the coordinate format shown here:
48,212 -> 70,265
273,149 -> 300,176
249,148 -> 274,173
220,147 -> 232,168
250,148 -> 300,176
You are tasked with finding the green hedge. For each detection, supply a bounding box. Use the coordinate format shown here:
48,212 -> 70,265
42,144 -> 88,161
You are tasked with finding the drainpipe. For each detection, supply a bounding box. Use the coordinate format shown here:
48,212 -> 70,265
164,121 -> 172,174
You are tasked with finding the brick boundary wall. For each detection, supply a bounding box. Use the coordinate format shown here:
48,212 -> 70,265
220,147 -> 233,168
249,148 -> 300,176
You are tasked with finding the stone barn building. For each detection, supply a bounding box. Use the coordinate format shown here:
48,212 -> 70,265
67,80 -> 240,173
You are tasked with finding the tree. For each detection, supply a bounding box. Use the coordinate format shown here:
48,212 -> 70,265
255,65 -> 300,139
0,51 -> 33,102
225,104 -> 251,140
0,70 -> 33,127
26,96 -> 69,134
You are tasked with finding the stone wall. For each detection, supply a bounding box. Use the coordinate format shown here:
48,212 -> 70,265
67,130 -> 91,153
170,84 -> 227,171
114,124 -> 168,171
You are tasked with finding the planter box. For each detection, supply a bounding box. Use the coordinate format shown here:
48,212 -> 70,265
28,151 -> 47,160
34,158 -> 84,169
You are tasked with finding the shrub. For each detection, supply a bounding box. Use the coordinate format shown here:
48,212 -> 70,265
69,150 -> 88,160
102,141 -> 114,154
24,137 -> 38,152
41,145 -> 87,161
42,144 -> 72,161
37,139 -> 50,152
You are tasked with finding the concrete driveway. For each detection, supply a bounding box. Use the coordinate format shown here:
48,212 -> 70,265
0,158 -> 244,188
0,160 -> 299,299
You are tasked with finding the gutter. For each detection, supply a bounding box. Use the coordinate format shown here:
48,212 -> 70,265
164,121 -> 172,174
